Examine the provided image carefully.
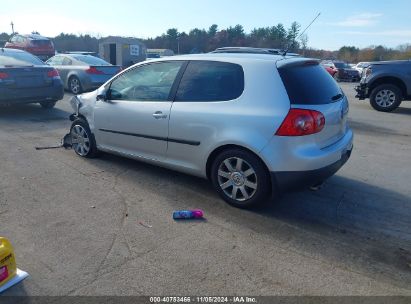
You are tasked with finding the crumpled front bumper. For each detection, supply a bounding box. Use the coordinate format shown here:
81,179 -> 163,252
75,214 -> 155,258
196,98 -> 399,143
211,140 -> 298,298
355,83 -> 368,100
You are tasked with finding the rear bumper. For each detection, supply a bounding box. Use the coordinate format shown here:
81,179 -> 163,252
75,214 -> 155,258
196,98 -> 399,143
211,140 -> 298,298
271,147 -> 352,192
0,82 -> 64,105
355,83 -> 368,100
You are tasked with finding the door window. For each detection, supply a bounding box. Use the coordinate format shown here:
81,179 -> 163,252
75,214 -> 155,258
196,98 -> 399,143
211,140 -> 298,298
47,56 -> 64,66
109,61 -> 184,101
175,61 -> 244,102
62,57 -> 73,66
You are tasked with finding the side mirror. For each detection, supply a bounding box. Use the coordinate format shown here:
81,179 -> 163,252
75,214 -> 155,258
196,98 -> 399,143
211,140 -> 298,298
96,93 -> 108,102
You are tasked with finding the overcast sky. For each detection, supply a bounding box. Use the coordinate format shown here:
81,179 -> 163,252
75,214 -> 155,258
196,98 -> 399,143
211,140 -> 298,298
1,0 -> 410,50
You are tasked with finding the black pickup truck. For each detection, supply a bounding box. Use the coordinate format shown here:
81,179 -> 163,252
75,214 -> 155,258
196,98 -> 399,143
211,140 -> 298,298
355,60 -> 411,112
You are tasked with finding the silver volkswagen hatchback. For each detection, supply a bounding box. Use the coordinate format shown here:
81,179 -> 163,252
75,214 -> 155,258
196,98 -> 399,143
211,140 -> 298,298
69,53 -> 353,208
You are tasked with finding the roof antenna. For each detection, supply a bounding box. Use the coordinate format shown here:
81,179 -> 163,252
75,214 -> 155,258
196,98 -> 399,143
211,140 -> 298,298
282,12 -> 321,56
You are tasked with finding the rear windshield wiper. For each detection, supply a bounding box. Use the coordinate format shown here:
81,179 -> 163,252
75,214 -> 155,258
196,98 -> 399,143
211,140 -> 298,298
331,93 -> 343,101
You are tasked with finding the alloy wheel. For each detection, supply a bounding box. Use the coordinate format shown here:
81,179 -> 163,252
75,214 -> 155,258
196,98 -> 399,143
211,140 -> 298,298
375,89 -> 396,108
217,157 -> 258,202
70,78 -> 81,94
71,125 -> 91,156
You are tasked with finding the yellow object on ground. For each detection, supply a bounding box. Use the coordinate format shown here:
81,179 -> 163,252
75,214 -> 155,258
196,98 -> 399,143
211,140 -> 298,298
0,237 -> 17,287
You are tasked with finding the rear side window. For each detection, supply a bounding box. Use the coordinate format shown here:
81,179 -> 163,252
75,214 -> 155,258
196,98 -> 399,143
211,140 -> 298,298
175,61 -> 244,102
278,63 -> 343,105
62,57 -> 72,65
30,40 -> 51,46
72,55 -> 110,66
0,51 -> 45,66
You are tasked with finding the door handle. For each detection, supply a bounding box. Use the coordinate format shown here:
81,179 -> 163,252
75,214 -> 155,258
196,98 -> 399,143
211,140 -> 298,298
152,111 -> 168,119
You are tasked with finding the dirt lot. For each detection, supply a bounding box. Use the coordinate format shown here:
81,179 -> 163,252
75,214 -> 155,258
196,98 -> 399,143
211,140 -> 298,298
0,83 -> 410,296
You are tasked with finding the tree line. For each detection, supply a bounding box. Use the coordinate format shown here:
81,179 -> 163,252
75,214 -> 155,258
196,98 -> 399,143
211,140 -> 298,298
1,23 -> 410,62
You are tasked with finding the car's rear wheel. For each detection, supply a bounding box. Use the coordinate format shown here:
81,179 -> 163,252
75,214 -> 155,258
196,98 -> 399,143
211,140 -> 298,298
370,84 -> 402,112
69,76 -> 82,95
70,119 -> 98,158
39,101 -> 56,109
210,148 -> 271,209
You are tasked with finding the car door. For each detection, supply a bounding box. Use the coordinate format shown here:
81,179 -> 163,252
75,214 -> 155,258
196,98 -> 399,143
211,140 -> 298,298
59,56 -> 73,84
47,56 -> 65,81
93,61 -> 186,161
167,60 -> 245,172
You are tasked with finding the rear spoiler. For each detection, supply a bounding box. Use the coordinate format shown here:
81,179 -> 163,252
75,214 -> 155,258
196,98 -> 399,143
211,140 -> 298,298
276,58 -> 320,69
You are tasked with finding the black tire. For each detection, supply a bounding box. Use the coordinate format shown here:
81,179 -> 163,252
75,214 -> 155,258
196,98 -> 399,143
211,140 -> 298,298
70,119 -> 98,158
68,76 -> 82,95
370,84 -> 402,112
39,101 -> 56,109
210,148 -> 271,209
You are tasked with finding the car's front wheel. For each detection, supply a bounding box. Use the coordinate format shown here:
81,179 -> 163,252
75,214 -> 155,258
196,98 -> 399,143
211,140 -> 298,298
370,84 -> 402,112
210,148 -> 271,209
70,119 -> 98,158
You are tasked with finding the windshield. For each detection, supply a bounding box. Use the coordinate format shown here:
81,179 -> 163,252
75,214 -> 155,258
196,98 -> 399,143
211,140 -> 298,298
71,55 -> 111,66
0,51 -> 45,66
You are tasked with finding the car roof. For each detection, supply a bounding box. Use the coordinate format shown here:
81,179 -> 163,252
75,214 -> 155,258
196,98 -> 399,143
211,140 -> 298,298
147,52 -> 297,63
211,47 -> 300,56
1,47 -> 27,54
26,34 -> 49,40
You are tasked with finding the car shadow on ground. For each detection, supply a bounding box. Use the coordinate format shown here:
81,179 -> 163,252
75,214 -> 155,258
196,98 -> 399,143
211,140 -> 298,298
0,104 -> 70,123
92,154 -> 411,245
83,152 -> 411,288
393,106 -> 411,116
348,119 -> 410,137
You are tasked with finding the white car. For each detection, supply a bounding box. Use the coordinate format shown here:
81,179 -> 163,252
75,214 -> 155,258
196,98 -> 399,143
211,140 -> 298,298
354,62 -> 370,76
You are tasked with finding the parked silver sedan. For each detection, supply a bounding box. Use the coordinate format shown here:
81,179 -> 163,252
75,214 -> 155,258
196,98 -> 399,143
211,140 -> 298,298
46,54 -> 121,94
68,53 -> 353,208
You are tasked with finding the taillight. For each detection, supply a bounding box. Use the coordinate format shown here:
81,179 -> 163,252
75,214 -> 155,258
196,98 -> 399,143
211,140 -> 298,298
276,109 -> 325,136
47,69 -> 59,78
86,67 -> 103,74
0,72 -> 9,79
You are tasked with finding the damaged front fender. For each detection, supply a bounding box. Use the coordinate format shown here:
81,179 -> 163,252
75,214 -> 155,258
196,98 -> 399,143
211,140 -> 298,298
70,95 -> 82,116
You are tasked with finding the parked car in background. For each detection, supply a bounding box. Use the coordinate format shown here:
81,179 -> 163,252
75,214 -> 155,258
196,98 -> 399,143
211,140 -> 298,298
5,34 -> 55,61
0,48 -> 63,108
321,60 -> 360,82
355,60 -> 411,112
67,54 -> 353,208
62,51 -> 100,58
322,63 -> 337,77
353,62 -> 370,76
46,54 -> 121,94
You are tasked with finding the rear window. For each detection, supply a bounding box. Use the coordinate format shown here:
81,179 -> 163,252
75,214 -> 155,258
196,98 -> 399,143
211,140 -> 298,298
175,61 -> 244,102
72,55 -> 111,66
278,63 -> 343,105
0,51 -> 45,66
30,39 -> 52,46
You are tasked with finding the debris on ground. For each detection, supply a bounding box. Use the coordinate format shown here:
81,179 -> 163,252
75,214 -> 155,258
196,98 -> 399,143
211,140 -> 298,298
35,133 -> 73,151
173,209 -> 204,220
139,221 -> 152,228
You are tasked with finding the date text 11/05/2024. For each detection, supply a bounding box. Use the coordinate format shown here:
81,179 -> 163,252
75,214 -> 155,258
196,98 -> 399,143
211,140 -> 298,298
149,297 -> 257,303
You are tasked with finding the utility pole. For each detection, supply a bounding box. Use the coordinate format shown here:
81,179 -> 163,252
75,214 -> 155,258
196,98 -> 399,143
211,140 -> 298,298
10,21 -> 14,34
177,36 -> 180,55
